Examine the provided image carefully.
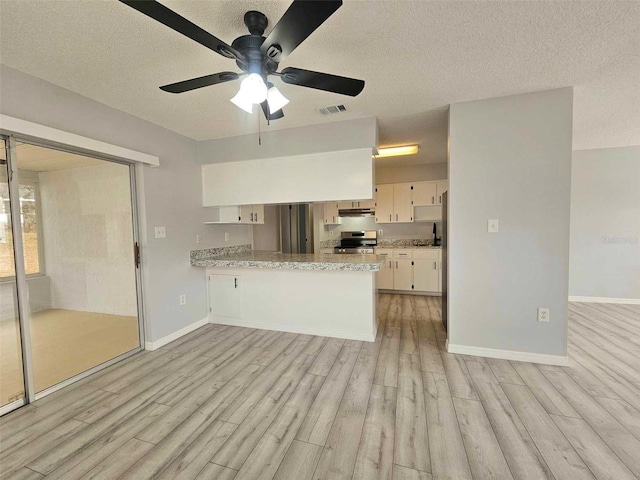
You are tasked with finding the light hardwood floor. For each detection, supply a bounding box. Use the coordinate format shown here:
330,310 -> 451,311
0,309 -> 139,404
0,296 -> 638,480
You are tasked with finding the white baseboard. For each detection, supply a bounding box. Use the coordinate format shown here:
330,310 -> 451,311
569,296 -> 640,305
446,342 -> 569,366
210,315 -> 376,342
145,317 -> 210,351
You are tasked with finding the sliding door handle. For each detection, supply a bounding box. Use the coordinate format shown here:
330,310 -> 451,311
134,242 -> 140,269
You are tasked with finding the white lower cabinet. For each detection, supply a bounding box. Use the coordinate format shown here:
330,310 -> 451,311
394,258 -> 413,291
376,248 -> 442,293
208,274 -> 241,317
375,249 -> 394,290
413,258 -> 439,292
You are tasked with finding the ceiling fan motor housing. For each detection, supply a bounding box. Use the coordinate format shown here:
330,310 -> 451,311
232,11 -> 280,75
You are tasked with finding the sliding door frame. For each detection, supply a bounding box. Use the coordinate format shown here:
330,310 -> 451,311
1,134 -> 146,409
5,135 -> 36,404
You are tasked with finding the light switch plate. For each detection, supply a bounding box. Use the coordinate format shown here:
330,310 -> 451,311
224,232 -> 230,242
488,219 -> 499,233
196,234 -> 202,244
378,229 -> 383,236
154,226 -> 166,239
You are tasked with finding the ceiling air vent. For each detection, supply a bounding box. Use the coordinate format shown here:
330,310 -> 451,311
318,104 -> 347,115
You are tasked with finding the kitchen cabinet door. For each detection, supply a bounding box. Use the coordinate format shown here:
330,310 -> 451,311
393,183 -> 413,222
338,201 -> 355,210
218,206 -> 242,223
413,181 -> 437,207
324,202 -> 340,225
208,274 -> 241,317
376,249 -> 394,289
413,258 -> 439,292
375,184 -> 394,223
239,205 -> 254,224
358,199 -> 376,209
252,204 -> 264,224
436,180 -> 448,205
394,258 -> 413,290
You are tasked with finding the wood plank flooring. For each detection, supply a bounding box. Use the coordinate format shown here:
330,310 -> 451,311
1,296 -> 639,480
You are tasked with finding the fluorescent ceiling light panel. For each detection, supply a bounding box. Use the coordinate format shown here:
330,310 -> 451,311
375,145 -> 419,158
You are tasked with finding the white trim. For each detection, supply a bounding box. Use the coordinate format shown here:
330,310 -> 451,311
446,342 -> 569,366
569,296 -> 640,305
0,398 -> 25,417
145,317 -> 210,351
209,315 -> 376,342
0,114 -> 159,167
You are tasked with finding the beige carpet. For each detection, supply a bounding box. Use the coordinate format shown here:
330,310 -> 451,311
0,309 -> 139,405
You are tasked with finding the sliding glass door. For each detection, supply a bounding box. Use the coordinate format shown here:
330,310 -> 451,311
0,138 -> 26,412
0,135 -> 143,413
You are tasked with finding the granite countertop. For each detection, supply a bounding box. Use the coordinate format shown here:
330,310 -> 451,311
376,245 -> 442,250
191,250 -> 383,272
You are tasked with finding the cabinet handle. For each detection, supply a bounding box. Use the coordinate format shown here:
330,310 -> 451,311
388,260 -> 392,268
250,213 -> 254,222
432,196 -> 435,204
333,216 -> 336,223
234,278 -> 238,288
433,261 -> 437,270
389,214 -> 392,222
439,195 -> 442,203
395,214 -> 398,221
255,212 -> 258,222
396,261 -> 398,269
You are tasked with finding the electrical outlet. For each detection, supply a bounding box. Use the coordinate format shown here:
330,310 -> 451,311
154,226 -> 166,239
378,229 -> 383,236
196,234 -> 202,244
179,294 -> 186,306
537,307 -> 550,323
488,219 -> 499,233
225,232 -> 230,242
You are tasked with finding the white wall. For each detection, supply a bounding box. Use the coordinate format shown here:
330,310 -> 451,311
197,117 -> 378,164
570,146 -> 640,300
0,65 -> 252,342
39,163 -> 137,316
448,87 -> 573,361
376,163 -> 448,184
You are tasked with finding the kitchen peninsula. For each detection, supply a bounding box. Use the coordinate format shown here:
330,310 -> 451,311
191,247 -> 382,341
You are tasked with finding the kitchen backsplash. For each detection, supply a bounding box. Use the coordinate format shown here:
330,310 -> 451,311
320,215 -> 442,242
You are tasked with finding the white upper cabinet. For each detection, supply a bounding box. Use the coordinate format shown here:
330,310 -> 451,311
206,204 -> 264,224
413,181 -> 438,207
375,183 -> 413,223
436,180 -> 448,205
375,184 -> 394,224
394,183 -> 413,223
323,202 -> 341,225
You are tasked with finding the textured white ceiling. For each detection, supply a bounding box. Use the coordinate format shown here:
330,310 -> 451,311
0,0 -> 638,161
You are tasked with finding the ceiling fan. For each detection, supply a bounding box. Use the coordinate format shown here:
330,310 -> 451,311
119,0 -> 365,121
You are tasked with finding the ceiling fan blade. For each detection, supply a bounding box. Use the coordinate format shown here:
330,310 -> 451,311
119,0 -> 242,61
280,67 -> 364,96
261,101 -> 285,121
261,0 -> 342,62
160,72 -> 240,93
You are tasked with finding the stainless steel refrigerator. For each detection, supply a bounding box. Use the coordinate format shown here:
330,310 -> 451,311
279,204 -> 314,254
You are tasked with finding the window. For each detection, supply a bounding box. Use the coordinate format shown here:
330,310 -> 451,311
0,174 -> 43,278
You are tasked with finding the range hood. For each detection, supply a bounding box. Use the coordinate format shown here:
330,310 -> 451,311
338,207 -> 375,217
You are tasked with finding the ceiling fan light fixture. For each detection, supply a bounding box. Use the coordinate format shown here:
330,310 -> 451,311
230,92 -> 254,114
375,145 -> 419,158
240,73 -> 268,103
266,85 -> 289,113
